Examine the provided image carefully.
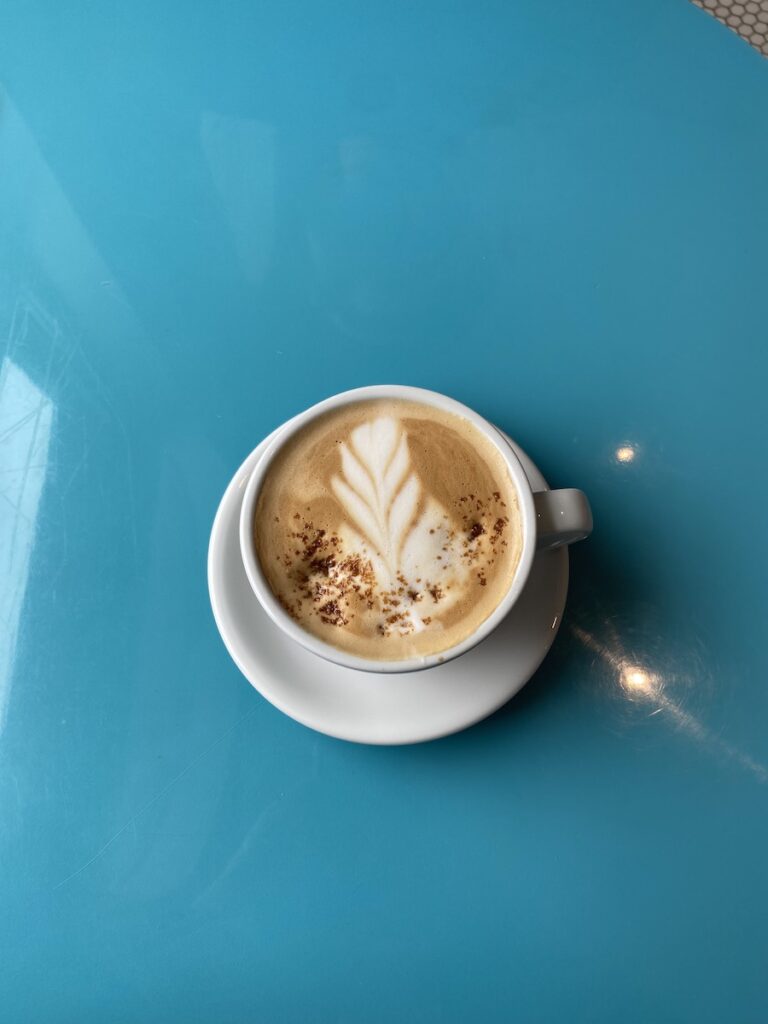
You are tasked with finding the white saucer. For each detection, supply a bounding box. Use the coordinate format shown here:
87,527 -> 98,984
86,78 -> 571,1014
208,426 -> 568,745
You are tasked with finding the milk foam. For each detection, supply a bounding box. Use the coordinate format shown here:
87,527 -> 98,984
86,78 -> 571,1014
332,417 -> 470,636
254,399 -> 523,660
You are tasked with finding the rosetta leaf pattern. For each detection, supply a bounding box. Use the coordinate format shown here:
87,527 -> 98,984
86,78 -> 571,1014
331,416 -> 470,634
331,418 -> 417,577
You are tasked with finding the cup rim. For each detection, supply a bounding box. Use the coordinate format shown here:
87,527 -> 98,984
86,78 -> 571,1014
239,385 -> 537,673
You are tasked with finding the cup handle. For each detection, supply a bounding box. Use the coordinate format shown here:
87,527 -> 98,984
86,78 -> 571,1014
533,489 -> 593,549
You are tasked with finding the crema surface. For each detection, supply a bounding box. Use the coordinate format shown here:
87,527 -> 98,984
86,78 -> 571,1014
254,400 -> 523,660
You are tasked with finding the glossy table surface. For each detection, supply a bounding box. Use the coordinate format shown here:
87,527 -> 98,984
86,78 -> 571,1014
2,1 -> 767,1021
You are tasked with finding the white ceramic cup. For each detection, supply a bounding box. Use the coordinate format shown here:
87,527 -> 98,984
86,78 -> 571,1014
239,385 -> 592,673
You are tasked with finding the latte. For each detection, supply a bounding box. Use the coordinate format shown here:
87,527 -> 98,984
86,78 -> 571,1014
254,399 -> 523,661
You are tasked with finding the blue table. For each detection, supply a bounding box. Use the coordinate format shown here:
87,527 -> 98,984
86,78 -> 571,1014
2,2 -> 767,1021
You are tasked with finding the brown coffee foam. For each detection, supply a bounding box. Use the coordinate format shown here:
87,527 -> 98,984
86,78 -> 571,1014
254,399 -> 523,660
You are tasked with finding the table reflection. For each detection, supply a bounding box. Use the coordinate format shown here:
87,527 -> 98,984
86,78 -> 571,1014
572,623 -> 766,784
0,355 -> 54,735
614,444 -> 638,465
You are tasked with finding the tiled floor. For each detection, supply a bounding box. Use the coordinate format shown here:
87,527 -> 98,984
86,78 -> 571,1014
692,0 -> 768,55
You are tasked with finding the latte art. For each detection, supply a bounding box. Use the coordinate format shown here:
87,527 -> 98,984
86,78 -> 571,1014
254,399 -> 523,660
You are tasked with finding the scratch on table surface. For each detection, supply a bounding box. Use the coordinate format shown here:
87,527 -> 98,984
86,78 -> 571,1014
52,706 -> 259,892
0,464 -> 49,475
0,487 -> 32,521
200,792 -> 287,889
192,776 -> 315,905
2,304 -> 58,582
0,408 -> 40,444
58,445 -> 89,500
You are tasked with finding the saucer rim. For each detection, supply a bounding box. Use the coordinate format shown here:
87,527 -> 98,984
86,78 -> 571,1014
208,424 -> 569,744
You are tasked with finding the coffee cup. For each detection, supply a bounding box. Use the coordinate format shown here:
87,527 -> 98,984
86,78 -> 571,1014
239,385 -> 592,673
